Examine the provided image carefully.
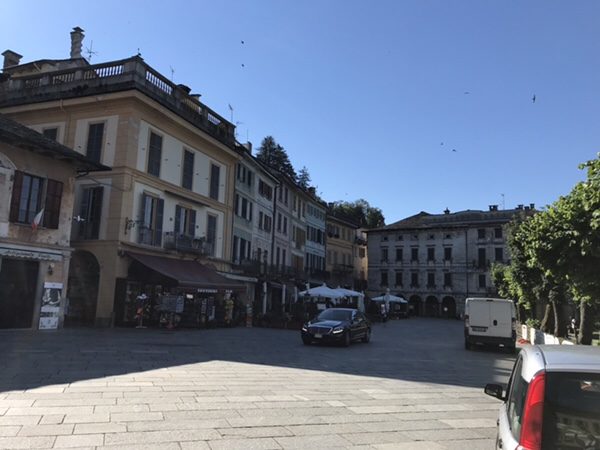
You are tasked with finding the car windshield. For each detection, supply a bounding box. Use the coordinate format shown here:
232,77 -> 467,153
316,309 -> 352,322
542,372 -> 600,450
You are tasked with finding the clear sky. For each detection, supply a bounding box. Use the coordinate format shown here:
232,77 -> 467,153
3,1 -> 599,224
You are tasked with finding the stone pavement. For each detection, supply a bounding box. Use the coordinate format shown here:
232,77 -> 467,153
0,318 -> 516,449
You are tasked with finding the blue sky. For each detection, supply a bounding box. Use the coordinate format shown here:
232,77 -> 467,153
3,1 -> 600,223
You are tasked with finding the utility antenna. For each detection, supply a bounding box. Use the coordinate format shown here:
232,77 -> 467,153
501,193 -> 505,210
85,40 -> 98,61
228,104 -> 234,123
169,66 -> 175,82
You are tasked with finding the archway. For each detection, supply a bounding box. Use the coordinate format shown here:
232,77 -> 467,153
66,250 -> 100,326
425,295 -> 438,317
409,295 -> 422,316
442,296 -> 456,319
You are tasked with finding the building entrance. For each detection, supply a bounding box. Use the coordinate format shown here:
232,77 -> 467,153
0,258 -> 39,328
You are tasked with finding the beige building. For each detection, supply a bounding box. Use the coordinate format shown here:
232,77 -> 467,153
0,28 -> 244,327
0,113 -> 107,329
326,214 -> 359,289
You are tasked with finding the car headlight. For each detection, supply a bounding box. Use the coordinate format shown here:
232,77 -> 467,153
332,327 -> 344,334
301,326 -> 308,332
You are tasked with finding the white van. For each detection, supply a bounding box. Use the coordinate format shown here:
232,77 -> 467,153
464,297 -> 516,352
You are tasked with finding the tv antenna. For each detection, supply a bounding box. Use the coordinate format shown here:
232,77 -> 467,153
169,66 -> 175,82
85,41 -> 98,61
501,193 -> 505,210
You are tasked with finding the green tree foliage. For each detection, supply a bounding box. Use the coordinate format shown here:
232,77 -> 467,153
255,136 -> 297,180
330,199 -> 385,229
492,154 -> 600,344
297,166 -> 311,189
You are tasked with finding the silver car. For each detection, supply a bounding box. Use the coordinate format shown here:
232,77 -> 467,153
485,345 -> 600,450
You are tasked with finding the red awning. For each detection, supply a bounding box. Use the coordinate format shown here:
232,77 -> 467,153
127,252 -> 245,291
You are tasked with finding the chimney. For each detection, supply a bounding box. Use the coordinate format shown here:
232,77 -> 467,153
189,93 -> 201,101
444,208 -> 450,215
489,205 -> 498,211
308,187 -> 316,196
70,27 -> 85,59
2,50 -> 22,69
517,204 -> 524,210
242,141 -> 252,152
177,84 -> 191,94
529,203 -> 535,210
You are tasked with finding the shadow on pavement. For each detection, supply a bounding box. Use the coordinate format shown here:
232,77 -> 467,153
0,318 -> 516,392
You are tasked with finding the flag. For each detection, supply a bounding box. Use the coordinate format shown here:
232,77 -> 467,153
32,208 -> 44,230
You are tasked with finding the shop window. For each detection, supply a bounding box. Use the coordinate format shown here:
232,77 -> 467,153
147,131 -> 162,177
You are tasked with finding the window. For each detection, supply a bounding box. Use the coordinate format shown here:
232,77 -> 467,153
283,217 -> 287,234
410,272 -> 419,287
380,271 -> 388,286
86,123 -> 104,163
428,234 -> 435,240
494,227 -> 503,239
258,179 -> 273,200
182,150 -> 194,190
495,247 -> 504,262
277,213 -> 282,232
444,247 -> 452,261
359,247 -> 366,258
139,194 -> 164,246
395,248 -> 403,262
9,173 -> 63,229
479,274 -> 486,288
147,132 -> 162,177
506,357 -> 527,440
427,272 -> 435,288
283,187 -> 288,205
411,247 -> 419,262
282,249 -> 286,266
209,164 -> 220,200
427,247 -> 435,261
395,271 -> 403,287
382,235 -> 388,242
42,127 -> 58,141
233,236 -> 251,262
174,205 -> 196,236
397,235 -> 404,241
260,214 -> 272,232
478,248 -> 487,267
477,228 -> 486,239
276,247 -> 281,266
381,248 -> 388,262
206,214 -> 217,256
444,272 -> 452,287
78,186 -> 104,239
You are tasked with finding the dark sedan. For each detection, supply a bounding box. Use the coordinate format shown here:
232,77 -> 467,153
301,308 -> 371,346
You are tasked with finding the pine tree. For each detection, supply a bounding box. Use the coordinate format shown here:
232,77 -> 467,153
297,166 -> 311,189
256,136 -> 297,180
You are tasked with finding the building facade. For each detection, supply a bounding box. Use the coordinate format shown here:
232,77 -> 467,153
367,206 -> 535,318
0,114 -> 107,329
326,214 -> 359,288
305,192 -> 327,284
0,28 -> 244,327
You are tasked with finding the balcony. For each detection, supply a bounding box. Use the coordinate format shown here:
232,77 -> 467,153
164,232 -> 212,256
332,264 -> 353,274
0,56 -> 235,148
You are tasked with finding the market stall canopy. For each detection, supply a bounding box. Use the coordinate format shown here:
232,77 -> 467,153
371,294 -> 408,303
334,287 -> 364,297
127,252 -> 245,291
299,284 -> 345,299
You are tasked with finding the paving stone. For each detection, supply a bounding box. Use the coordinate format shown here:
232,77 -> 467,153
110,412 -> 163,422
6,406 -> 93,416
39,414 -> 64,425
441,438 -> 497,449
18,423 -> 74,436
127,418 -> 229,432
63,413 -> 110,424
179,442 -> 210,450
218,426 -> 293,438
344,431 -> 413,445
54,434 -> 104,448
0,436 -> 56,449
274,434 -> 353,448
0,415 -> 41,425
104,429 -> 220,445
207,437 -> 282,450
403,428 -> 483,441
285,423 -> 364,436
373,442 -> 446,450
440,418 -> 498,429
0,425 -> 21,437
73,422 -> 127,434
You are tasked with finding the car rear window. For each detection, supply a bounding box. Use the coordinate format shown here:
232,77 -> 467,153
542,372 -> 600,450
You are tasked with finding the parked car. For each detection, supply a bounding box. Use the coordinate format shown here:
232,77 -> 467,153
301,308 -> 371,346
464,297 -> 516,352
485,345 -> 600,450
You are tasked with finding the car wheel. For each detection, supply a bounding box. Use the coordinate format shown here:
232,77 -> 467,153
343,331 -> 351,347
362,328 -> 371,343
302,337 -> 311,345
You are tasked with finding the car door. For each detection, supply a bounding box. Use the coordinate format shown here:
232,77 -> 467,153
350,311 -> 361,338
498,355 -> 526,450
352,311 -> 367,338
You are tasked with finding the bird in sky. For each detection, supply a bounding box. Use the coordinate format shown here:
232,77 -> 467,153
464,91 -> 470,94
241,64 -> 245,68
452,149 -> 457,153
440,142 -> 444,146
241,40 -> 244,44
532,94 -> 536,103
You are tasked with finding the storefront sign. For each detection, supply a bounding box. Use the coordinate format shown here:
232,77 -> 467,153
39,282 -> 62,330
0,247 -> 62,261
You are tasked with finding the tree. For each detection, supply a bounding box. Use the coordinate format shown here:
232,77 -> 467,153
330,199 -> 385,229
297,166 -> 311,189
255,136 -> 297,180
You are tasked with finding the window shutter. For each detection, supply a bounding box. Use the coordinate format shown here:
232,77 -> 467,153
189,209 -> 196,236
248,202 -> 253,222
90,187 -> 104,239
78,188 -> 91,238
156,198 -> 164,246
174,205 -> 181,234
44,179 -> 63,229
9,171 -> 24,223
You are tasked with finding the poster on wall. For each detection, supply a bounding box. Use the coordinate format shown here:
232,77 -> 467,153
39,282 -> 62,330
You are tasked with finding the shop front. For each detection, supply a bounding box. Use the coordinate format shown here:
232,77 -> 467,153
113,252 -> 245,328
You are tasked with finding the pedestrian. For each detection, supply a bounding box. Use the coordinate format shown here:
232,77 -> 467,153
380,302 -> 387,324
570,317 -> 578,340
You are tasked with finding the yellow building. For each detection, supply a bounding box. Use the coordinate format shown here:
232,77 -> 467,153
325,214 -> 358,289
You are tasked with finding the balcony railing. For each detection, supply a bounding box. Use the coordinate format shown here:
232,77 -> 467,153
0,56 -> 236,148
164,232 -> 212,256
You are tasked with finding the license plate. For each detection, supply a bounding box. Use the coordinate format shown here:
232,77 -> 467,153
314,333 -> 322,338
471,326 -> 488,332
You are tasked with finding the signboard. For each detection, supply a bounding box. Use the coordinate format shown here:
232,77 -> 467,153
39,282 -> 62,330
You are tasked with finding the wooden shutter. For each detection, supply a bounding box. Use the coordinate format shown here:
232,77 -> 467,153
89,187 -> 104,239
189,210 -> 196,236
9,170 -> 24,223
86,123 -> 105,163
209,164 -> 220,200
155,198 -> 164,246
44,179 -> 63,229
174,205 -> 181,234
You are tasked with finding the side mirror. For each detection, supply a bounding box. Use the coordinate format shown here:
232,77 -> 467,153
484,383 -> 505,400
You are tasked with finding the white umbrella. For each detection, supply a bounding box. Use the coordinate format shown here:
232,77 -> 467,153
371,293 -> 407,303
334,287 -> 364,297
299,284 -> 345,299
